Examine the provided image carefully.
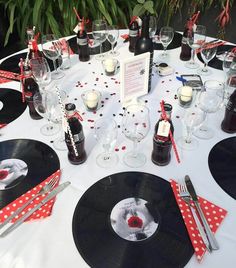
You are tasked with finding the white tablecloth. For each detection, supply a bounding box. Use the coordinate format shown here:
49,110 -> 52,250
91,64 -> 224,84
0,32 -> 236,268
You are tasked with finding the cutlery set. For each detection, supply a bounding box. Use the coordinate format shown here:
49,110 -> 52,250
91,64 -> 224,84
0,177 -> 70,237
179,175 -> 219,253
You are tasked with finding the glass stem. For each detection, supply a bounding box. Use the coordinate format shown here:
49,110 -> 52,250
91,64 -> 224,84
185,127 -> 193,144
132,139 -> 138,158
200,112 -> 208,131
111,43 -> 114,54
99,42 -> 102,55
52,60 -> 58,74
191,49 -> 196,64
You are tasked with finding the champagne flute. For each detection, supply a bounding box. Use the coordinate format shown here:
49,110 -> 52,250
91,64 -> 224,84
94,118 -> 118,168
149,15 -> 157,42
30,57 -> 51,91
198,41 -> 217,76
186,25 -> 206,69
194,80 -> 224,139
122,104 -> 150,168
41,34 -> 65,80
106,25 -> 119,56
159,26 -> 174,57
92,20 -> 107,61
177,107 -> 206,150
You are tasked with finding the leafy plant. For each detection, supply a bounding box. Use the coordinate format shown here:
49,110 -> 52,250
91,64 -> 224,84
133,0 -> 156,17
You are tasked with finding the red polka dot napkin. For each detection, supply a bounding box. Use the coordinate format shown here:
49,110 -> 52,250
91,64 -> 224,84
0,169 -> 61,223
0,70 -> 21,84
170,179 -> 227,262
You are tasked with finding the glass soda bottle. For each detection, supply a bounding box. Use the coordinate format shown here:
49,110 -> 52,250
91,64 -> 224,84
151,103 -> 174,166
65,103 -> 87,165
179,18 -> 192,61
129,16 -> 139,53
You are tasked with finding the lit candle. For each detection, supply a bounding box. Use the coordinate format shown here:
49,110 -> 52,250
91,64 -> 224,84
103,58 -> 117,75
82,90 -> 101,111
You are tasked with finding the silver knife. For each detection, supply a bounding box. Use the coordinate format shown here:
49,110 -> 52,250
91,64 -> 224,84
0,181 -> 71,238
185,175 -> 219,250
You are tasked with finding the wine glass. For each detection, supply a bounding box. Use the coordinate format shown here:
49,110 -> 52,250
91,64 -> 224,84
122,104 -> 150,168
159,26 -> 174,57
186,25 -> 206,69
33,90 -> 65,136
177,107 -> 206,150
149,16 -> 157,42
198,41 -> 217,76
92,19 -> 107,61
41,34 -> 65,80
106,25 -> 119,56
194,80 -> 224,139
30,57 -> 51,91
94,118 -> 118,168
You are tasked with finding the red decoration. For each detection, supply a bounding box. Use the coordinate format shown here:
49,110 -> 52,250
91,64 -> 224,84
128,216 -> 143,228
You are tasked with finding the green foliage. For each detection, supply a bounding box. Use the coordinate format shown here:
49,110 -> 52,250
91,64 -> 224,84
0,0 -> 234,47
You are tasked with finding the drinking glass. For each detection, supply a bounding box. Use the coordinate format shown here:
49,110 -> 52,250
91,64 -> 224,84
149,16 -> 157,42
159,26 -> 174,57
92,19 -> 107,61
41,34 -> 65,80
94,118 -> 118,168
177,107 -> 206,150
198,41 -> 217,76
106,25 -> 119,56
194,80 -> 224,139
186,25 -> 206,69
33,90 -> 65,136
122,104 -> 150,168
30,57 -> 51,91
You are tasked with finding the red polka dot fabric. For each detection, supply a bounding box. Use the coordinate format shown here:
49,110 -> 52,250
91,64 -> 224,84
0,70 -> 21,84
170,179 -> 227,262
0,169 -> 61,223
0,124 -> 7,129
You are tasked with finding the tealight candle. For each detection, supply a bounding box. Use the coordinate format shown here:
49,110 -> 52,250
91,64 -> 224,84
178,86 -> 193,107
81,90 -> 101,111
102,58 -> 118,76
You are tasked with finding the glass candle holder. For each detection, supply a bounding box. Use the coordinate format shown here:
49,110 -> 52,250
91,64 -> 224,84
177,86 -> 193,108
81,89 -> 101,112
102,58 -> 118,76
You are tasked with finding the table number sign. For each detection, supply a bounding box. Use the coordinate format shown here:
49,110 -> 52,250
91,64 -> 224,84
120,52 -> 150,106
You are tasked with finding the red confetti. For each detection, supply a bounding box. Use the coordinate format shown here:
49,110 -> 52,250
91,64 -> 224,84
121,146 -> 126,150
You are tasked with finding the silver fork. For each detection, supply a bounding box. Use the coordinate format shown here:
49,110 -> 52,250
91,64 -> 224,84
0,176 -> 59,229
178,181 -> 212,252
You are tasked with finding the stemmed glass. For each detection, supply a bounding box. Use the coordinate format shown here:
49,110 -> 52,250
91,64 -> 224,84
122,104 -> 150,168
186,25 -> 206,69
94,118 -> 118,168
159,26 -> 174,57
149,16 -> 157,42
41,34 -> 65,80
198,41 -> 217,76
106,25 -> 119,56
92,19 -> 107,60
33,90 -> 65,136
177,107 -> 206,150
194,80 -> 224,139
30,57 -> 51,91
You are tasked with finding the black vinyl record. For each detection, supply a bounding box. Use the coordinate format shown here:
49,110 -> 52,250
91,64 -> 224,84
0,88 -> 27,124
208,137 -> 236,200
197,44 -> 236,70
0,139 -> 60,209
154,31 -> 182,50
0,52 -> 61,73
68,34 -> 112,55
72,172 -> 193,268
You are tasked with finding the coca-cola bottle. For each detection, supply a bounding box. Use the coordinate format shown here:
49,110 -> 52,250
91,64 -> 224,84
151,103 -> 174,166
129,16 -> 139,53
77,21 -> 90,62
179,18 -> 192,61
221,90 -> 236,133
134,14 -> 153,92
23,65 -> 43,120
65,103 -> 87,165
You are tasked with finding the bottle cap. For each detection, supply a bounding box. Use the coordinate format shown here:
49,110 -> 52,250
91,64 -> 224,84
65,103 -> 76,111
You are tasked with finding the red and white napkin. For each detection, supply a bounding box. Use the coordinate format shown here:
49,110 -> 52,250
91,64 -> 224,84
170,179 -> 227,262
59,38 -> 74,55
0,70 -> 21,84
0,169 -> 61,223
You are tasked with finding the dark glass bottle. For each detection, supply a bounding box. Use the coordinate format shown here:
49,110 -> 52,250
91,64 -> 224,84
77,28 -> 90,62
28,39 -> 43,60
65,103 -> 87,165
221,90 -> 236,133
179,19 -> 192,61
23,65 -> 43,120
129,17 -> 139,53
134,15 -> 154,92
151,103 -> 174,166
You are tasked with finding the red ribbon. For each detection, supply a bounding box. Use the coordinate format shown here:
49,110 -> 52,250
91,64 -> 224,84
129,16 -> 138,26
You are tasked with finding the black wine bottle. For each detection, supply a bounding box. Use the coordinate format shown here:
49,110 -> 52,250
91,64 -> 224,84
65,103 -> 87,165
77,24 -> 90,62
129,17 -> 139,53
134,14 -> 153,92
221,90 -> 236,133
179,18 -> 192,61
151,103 -> 174,166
